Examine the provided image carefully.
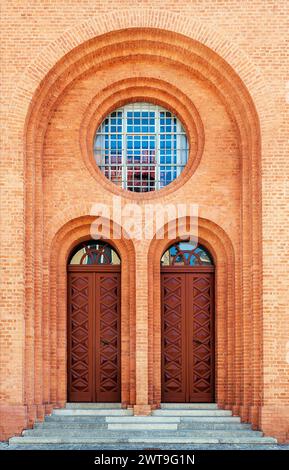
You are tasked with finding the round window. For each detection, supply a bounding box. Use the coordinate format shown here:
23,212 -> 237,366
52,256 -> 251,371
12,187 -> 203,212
93,103 -> 189,193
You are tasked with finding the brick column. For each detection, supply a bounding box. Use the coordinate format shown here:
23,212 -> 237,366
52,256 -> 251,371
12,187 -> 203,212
133,240 -> 151,415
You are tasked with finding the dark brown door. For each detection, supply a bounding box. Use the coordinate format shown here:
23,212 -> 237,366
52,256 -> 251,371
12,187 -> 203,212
161,268 -> 214,402
68,266 -> 121,402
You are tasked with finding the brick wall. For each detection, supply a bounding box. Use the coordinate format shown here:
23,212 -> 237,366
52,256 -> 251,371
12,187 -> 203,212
1,1 -> 288,442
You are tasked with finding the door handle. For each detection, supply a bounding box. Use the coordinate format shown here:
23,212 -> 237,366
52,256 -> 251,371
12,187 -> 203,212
101,339 -> 109,346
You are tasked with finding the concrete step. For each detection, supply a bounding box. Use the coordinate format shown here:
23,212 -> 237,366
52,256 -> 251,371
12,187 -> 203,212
52,409 -> 133,416
9,435 -> 277,445
179,422 -> 251,430
44,414 -> 242,424
152,409 -> 232,417
8,403 -> 277,447
66,403 -> 122,409
106,416 -> 180,423
34,421 -> 251,431
161,403 -> 218,409
45,415 -> 108,422
22,429 -> 263,438
180,416 -> 241,422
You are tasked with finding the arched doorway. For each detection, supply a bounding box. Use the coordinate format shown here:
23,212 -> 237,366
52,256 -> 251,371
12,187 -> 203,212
67,240 -> 121,403
161,241 -> 215,403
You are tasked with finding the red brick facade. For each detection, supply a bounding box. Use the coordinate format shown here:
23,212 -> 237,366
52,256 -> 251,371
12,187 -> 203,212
1,2 -> 288,442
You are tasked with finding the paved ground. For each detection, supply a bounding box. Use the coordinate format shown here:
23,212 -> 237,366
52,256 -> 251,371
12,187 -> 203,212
1,442 -> 289,450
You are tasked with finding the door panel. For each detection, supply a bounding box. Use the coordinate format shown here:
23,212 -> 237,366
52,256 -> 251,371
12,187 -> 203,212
68,270 -> 121,402
97,273 -> 121,402
68,273 -> 94,402
161,270 -> 214,402
187,273 -> 214,402
162,274 -> 187,402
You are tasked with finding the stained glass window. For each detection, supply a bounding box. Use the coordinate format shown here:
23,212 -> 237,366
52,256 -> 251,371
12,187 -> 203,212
69,241 -> 120,265
161,241 -> 213,266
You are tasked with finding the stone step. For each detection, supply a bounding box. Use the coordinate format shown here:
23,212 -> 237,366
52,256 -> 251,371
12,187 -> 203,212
152,409 -> 232,417
179,422 -> 251,430
105,416 -> 243,425
43,414 -> 241,423
9,435 -> 277,445
52,409 -> 133,416
22,429 -> 263,437
35,422 -> 108,430
161,403 -> 219,409
106,416 -> 180,423
34,421 -> 250,431
66,403 -> 122,409
45,415 -> 108,422
180,416 -> 240,422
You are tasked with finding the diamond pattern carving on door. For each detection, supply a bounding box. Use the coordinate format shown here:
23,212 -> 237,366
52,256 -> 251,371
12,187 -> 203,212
68,273 -> 92,402
97,274 -> 120,402
162,274 -> 186,402
68,270 -> 121,402
189,274 -> 214,401
162,270 -> 214,402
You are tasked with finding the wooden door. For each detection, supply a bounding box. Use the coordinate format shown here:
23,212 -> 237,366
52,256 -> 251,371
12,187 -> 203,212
68,267 -> 121,402
161,268 -> 214,402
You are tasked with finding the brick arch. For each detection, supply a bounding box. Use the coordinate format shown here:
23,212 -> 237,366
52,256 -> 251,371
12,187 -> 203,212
43,216 -> 136,415
19,16 -> 264,434
147,218 -> 236,409
147,215 -> 262,429
8,9 -> 273,146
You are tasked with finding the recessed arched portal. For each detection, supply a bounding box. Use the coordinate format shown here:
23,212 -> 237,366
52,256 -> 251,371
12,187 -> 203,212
161,240 -> 215,403
67,240 -> 121,403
